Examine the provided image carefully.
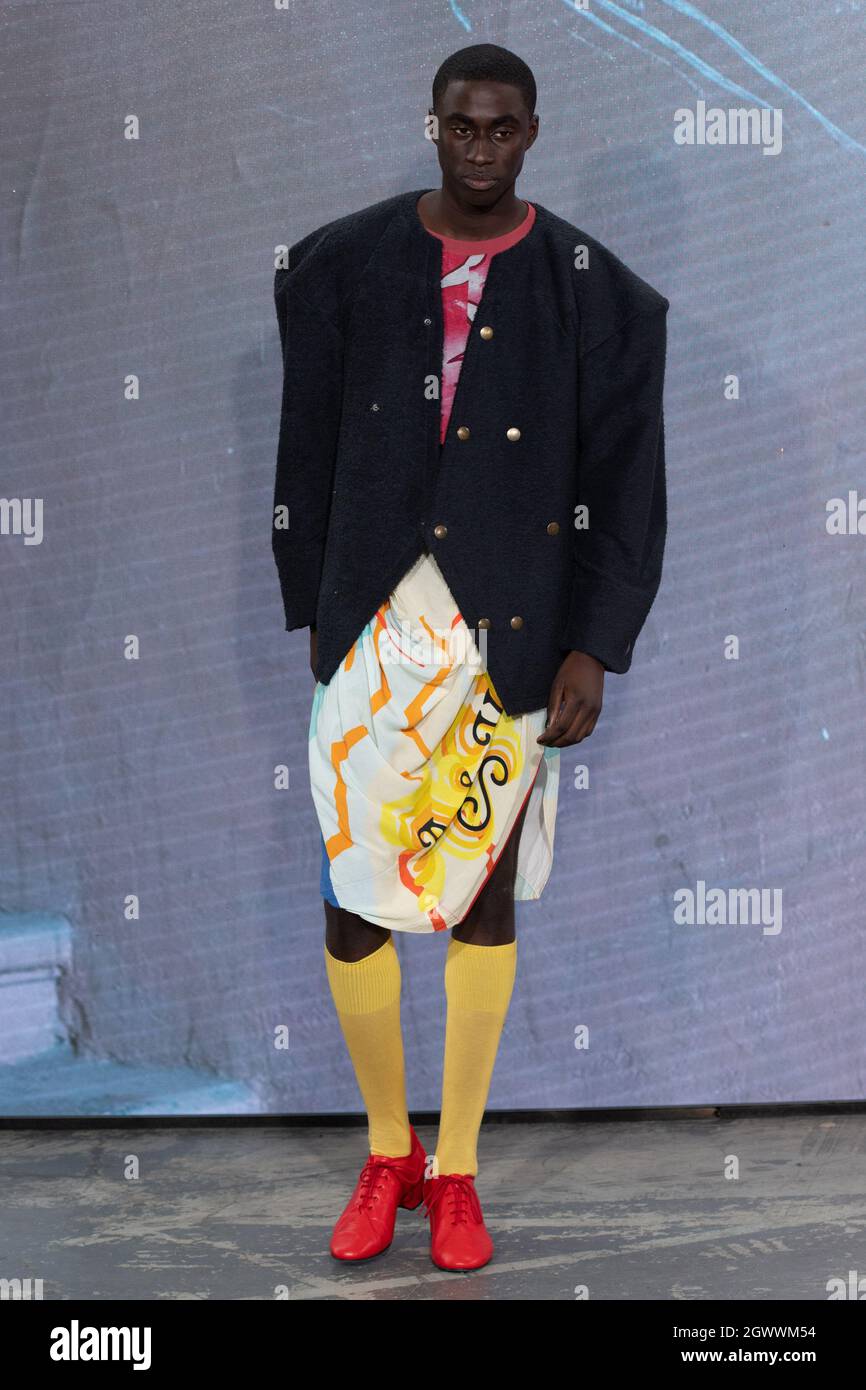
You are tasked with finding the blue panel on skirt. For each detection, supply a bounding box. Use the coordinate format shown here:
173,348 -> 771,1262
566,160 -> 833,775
319,828 -> 339,907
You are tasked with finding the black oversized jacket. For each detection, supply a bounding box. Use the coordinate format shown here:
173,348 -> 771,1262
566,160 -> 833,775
272,187 -> 669,716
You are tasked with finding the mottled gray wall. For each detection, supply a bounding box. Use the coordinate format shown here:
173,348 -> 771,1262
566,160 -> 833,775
2,2 -> 865,1113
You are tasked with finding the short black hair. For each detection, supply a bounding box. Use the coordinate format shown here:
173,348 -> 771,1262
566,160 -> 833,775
432,44 -> 537,118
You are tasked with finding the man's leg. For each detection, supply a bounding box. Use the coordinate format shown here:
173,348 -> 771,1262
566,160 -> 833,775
434,796 -> 529,1176
324,905 -> 412,1157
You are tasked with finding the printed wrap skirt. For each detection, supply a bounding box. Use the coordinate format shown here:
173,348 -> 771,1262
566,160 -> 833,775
309,550 -> 560,933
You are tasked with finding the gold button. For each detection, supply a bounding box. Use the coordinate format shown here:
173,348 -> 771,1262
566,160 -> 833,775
477,618 -> 491,629
456,425 -> 470,440
510,615 -> 523,630
506,427 -> 521,442
433,524 -> 448,539
479,326 -> 493,339
547,521 -> 560,535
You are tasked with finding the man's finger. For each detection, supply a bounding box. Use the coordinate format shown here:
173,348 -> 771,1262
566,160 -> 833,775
544,681 -> 564,730
538,691 -> 581,744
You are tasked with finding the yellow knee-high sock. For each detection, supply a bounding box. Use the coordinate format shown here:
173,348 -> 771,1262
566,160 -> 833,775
324,936 -> 412,1158
435,936 -> 518,1177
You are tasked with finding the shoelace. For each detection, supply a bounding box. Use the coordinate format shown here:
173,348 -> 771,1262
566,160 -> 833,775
424,1174 -> 483,1226
353,1155 -> 413,1212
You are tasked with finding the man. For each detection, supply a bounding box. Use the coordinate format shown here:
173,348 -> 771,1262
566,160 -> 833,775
272,43 -> 669,1272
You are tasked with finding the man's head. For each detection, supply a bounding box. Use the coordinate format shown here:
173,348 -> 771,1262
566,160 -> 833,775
429,44 -> 539,201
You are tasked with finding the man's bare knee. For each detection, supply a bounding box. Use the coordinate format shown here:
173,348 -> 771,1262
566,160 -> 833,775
324,901 -> 390,961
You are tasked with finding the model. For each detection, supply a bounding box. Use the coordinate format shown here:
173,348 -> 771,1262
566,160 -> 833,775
272,43 -> 669,1272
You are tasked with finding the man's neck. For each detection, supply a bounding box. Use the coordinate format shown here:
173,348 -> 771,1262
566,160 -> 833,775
416,186 -> 527,241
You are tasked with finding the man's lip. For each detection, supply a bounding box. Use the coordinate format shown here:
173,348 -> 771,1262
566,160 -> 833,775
462,174 -> 498,185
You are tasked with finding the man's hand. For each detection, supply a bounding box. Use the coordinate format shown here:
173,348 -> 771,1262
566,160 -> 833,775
309,626 -> 318,678
536,651 -> 604,747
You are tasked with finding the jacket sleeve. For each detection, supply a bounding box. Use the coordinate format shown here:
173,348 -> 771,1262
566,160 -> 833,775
272,263 -> 344,632
559,301 -> 669,673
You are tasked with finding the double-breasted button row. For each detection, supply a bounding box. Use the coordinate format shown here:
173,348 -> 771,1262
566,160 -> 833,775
455,424 -> 521,441
435,318 -> 536,638
433,522 -> 561,542
450,323 -> 522,440
430,522 -> 558,542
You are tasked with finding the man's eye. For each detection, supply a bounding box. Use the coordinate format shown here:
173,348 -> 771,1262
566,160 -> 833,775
449,125 -> 513,139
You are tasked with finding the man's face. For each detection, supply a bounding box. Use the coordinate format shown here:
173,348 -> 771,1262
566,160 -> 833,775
431,79 -> 538,200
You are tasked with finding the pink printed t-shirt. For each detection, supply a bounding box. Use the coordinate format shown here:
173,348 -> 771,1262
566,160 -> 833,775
424,201 -> 537,444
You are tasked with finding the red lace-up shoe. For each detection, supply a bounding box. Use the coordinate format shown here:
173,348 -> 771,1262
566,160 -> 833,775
329,1125 -> 427,1262
423,1172 -> 493,1271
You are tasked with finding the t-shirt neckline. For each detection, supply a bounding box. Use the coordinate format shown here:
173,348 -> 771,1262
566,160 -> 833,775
415,193 -> 535,253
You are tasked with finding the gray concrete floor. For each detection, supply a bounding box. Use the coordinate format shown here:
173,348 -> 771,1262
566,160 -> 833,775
1,1112 -> 864,1300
